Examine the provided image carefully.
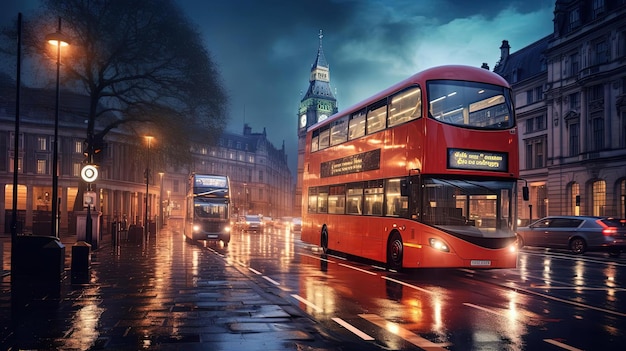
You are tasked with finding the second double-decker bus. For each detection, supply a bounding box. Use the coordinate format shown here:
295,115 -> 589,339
184,174 -> 231,245
302,65 -> 524,270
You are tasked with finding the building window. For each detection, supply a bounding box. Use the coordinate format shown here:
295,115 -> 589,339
248,155 -> 254,163
534,86 -> 543,101
535,115 -> 546,131
259,170 -> 263,182
73,162 -> 81,177
569,8 -> 580,31
595,40 -> 610,65
525,137 -> 546,169
37,159 -> 47,175
592,180 -> 606,216
9,156 -> 23,173
526,90 -> 534,104
592,0 -> 605,19
535,140 -> 544,168
591,114 -> 604,151
570,182 -> 580,216
37,137 -> 47,151
75,141 -> 83,154
569,123 -> 580,156
570,53 -> 579,77
9,133 -> 24,150
526,118 -> 534,133
569,92 -> 580,110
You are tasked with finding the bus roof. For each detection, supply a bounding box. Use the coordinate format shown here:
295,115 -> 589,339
308,65 -> 510,132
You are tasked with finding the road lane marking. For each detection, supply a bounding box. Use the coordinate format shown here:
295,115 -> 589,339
248,267 -> 262,275
332,317 -> 375,341
544,339 -> 583,351
513,286 -> 626,317
299,252 -> 335,263
338,263 -> 378,275
262,276 -> 280,286
382,276 -> 433,294
359,314 -> 450,349
328,253 -> 348,261
290,294 -> 322,313
463,303 -> 507,318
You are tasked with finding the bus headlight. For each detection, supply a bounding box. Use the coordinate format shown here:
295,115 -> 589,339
193,224 -> 201,232
429,238 -> 450,252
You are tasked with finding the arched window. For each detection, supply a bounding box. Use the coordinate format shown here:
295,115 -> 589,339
592,180 -> 606,216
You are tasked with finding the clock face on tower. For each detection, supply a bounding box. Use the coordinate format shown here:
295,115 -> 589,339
300,114 -> 307,128
318,114 -> 328,122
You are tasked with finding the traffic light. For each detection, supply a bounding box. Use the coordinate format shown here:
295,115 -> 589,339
84,135 -> 107,165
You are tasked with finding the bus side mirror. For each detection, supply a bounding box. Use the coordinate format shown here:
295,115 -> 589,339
522,186 -> 529,201
400,178 -> 409,197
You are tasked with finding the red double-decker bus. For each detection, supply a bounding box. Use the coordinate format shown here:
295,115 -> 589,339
301,65 -> 522,270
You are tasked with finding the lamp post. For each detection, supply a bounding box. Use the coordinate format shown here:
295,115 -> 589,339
46,18 -> 69,238
144,136 -> 153,237
158,172 -> 164,229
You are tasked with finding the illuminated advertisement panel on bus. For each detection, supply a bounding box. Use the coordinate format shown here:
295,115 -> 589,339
447,148 -> 508,172
320,149 -> 381,178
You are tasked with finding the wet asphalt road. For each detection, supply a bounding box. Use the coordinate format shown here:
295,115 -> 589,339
2,223 -> 626,350
0,224 -> 359,350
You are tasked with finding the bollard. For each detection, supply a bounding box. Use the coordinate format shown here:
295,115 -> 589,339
71,241 -> 91,284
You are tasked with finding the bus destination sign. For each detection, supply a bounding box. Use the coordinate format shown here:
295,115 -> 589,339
195,175 -> 227,188
447,148 -> 508,172
321,149 -> 381,178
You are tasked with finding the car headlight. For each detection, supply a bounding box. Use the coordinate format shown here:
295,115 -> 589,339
429,238 -> 450,252
224,226 -> 231,233
193,224 -> 200,232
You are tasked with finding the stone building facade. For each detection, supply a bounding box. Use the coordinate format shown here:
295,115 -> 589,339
0,75 -> 292,235
493,0 -> 626,223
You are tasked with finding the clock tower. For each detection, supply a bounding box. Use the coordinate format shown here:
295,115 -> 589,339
295,30 -> 338,216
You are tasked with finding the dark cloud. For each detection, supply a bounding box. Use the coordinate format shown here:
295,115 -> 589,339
2,0 -> 555,176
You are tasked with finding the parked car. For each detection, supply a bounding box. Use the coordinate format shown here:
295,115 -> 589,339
243,215 -> 263,232
516,216 -> 626,257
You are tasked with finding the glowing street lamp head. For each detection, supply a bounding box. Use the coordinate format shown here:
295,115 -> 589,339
46,31 -> 69,47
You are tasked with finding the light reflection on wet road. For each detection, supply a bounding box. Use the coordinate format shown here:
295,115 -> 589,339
212,225 -> 626,350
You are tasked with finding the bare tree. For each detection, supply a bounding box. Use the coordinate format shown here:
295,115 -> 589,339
9,0 -> 228,168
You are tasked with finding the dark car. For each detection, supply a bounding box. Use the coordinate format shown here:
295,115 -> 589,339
243,215 -> 263,232
516,216 -> 626,257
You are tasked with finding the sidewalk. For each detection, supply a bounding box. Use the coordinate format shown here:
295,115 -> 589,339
0,227 -> 342,350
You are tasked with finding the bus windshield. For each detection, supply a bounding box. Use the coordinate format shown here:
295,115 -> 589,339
194,199 -> 228,220
427,80 -> 513,130
422,177 -> 515,238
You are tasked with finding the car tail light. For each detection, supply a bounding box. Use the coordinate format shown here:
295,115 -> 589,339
602,227 -> 617,236
597,219 -> 617,236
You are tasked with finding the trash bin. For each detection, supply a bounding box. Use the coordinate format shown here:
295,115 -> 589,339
128,224 -> 143,243
13,235 -> 65,282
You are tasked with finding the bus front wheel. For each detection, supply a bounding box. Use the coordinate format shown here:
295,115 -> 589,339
321,226 -> 329,254
387,232 -> 403,271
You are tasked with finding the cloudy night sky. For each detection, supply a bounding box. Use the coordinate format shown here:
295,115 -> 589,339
2,0 -> 555,175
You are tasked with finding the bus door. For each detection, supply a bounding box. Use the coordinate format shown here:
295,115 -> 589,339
401,174 -> 421,221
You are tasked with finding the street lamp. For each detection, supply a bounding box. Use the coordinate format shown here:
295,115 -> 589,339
46,18 -> 69,238
144,135 -> 154,237
158,172 -> 164,229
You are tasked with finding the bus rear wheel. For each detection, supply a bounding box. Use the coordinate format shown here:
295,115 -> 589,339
321,226 -> 329,254
387,232 -> 403,271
